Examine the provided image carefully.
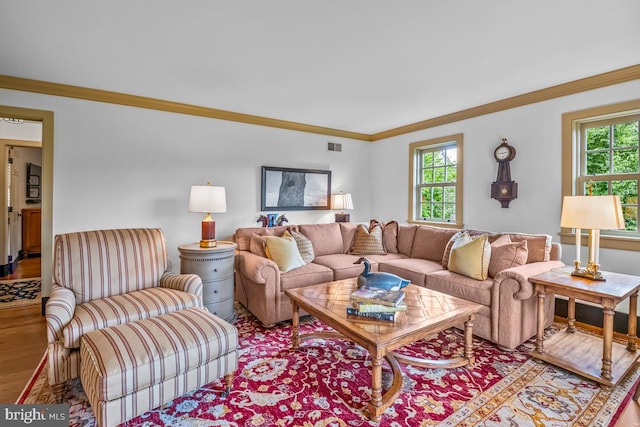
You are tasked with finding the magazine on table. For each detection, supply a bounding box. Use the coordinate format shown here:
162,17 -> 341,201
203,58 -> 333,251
349,285 -> 405,307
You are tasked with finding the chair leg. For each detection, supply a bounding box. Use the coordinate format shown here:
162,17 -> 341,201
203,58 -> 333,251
52,382 -> 66,403
222,372 -> 234,397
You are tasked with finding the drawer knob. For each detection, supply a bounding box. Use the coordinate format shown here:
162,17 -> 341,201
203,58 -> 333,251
214,289 -> 219,294
213,268 -> 218,272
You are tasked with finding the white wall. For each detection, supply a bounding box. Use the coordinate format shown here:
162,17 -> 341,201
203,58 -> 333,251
1,89 -> 371,283
370,79 -> 640,313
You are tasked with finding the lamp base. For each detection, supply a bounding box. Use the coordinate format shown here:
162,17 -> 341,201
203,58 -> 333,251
571,261 -> 605,281
200,239 -> 218,248
335,213 -> 350,223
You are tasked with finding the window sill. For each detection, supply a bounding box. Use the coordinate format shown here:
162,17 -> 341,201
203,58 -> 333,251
408,220 -> 463,229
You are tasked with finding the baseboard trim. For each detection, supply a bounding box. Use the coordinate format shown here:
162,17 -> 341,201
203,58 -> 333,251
554,298 -> 639,337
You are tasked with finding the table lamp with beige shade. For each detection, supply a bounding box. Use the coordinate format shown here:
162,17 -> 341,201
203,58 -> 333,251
331,191 -> 353,223
560,195 -> 624,280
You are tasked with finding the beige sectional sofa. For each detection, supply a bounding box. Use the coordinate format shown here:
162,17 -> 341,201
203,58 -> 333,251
233,222 -> 564,350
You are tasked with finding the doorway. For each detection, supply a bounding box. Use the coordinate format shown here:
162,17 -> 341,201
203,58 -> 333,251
0,106 -> 53,315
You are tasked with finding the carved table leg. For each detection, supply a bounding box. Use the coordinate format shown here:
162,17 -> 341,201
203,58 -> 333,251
601,300 -> 615,385
535,285 -> 546,354
367,356 -> 383,423
627,291 -> 638,352
463,314 -> 475,364
567,297 -> 576,333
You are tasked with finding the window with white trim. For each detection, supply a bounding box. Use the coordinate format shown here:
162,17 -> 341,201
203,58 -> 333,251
409,134 -> 463,226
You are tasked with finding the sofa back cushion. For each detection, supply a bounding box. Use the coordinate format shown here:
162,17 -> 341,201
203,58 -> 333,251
299,223 -> 344,256
234,226 -> 289,251
397,225 -> 418,256
410,226 -> 458,262
339,223 -> 358,253
53,228 -> 168,304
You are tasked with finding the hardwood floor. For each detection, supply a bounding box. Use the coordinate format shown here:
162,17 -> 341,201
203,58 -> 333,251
0,257 -> 46,403
0,258 -> 637,423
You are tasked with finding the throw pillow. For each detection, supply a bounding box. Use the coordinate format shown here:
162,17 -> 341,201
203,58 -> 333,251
441,229 -> 466,268
249,233 -> 267,258
263,236 -> 306,272
283,230 -> 314,263
370,219 -> 399,253
350,224 -> 386,255
488,237 -> 528,277
448,233 -> 491,280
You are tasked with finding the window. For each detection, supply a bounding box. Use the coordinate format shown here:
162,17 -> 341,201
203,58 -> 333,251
409,134 -> 463,227
562,100 -> 640,251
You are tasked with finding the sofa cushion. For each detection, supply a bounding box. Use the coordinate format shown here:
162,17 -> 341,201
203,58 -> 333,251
234,226 -> 289,251
397,225 -> 418,256
249,233 -> 268,257
63,287 -> 202,348
339,223 -> 358,254
410,226 -> 458,262
448,233 -> 491,281
488,235 -> 528,278
284,230 -> 315,263
313,254 -> 376,280
299,223 -> 344,256
350,224 -> 386,255
264,236 -> 306,272
506,233 -> 552,263
378,258 -> 444,286
425,270 -> 493,306
279,263 -> 334,290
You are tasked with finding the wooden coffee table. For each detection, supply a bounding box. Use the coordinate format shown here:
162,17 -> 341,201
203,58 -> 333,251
285,278 -> 483,422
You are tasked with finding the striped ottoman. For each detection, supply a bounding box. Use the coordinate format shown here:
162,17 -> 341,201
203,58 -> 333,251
80,307 -> 238,427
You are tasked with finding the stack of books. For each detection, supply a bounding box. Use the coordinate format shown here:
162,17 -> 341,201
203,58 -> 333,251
347,285 -> 406,322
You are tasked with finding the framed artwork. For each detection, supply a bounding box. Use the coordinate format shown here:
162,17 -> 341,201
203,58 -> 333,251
261,166 -> 331,211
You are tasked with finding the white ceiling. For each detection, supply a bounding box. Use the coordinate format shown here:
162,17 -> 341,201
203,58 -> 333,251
1,1 -> 639,135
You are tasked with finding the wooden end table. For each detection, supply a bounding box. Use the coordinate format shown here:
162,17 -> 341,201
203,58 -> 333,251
529,267 -> 640,389
285,278 -> 482,422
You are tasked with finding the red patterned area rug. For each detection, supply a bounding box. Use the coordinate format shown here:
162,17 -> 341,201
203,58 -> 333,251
18,308 -> 640,426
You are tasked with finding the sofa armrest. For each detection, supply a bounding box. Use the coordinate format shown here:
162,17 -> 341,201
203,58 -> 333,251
160,272 -> 203,297
235,250 -> 280,285
493,260 -> 565,300
45,284 -> 76,343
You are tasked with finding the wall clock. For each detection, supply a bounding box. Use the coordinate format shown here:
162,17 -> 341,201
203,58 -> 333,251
491,138 -> 518,208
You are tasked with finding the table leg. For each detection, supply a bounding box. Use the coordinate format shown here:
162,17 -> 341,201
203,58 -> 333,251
601,300 -> 615,383
463,314 -> 475,364
291,301 -> 300,350
567,297 -> 576,333
367,356 -> 383,423
535,285 -> 545,354
627,291 -> 638,352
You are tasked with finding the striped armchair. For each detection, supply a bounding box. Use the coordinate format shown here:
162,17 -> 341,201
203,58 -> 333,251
45,228 -> 203,400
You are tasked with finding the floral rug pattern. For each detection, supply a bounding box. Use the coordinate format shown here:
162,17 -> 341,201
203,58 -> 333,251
19,307 -> 639,426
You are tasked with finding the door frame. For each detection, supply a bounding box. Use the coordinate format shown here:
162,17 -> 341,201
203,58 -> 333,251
0,105 -> 53,315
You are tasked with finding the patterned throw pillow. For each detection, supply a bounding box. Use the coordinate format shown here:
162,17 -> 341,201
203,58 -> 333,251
350,224 -> 386,255
369,219 -> 399,253
283,230 -> 314,263
263,236 -> 306,272
441,229 -> 466,268
488,235 -> 528,277
448,232 -> 491,280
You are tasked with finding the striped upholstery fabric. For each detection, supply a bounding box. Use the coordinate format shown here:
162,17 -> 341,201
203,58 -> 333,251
63,287 -> 201,348
54,228 -> 168,304
81,308 -> 238,427
45,228 -> 204,393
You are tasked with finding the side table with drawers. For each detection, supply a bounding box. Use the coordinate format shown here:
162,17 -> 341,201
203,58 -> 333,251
178,241 -> 237,322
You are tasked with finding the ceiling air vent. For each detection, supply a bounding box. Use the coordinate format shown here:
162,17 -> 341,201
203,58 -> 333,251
328,142 -> 342,152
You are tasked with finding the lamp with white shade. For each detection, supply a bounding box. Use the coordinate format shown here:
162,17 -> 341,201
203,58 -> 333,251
189,183 -> 227,247
560,195 -> 624,280
331,192 -> 353,223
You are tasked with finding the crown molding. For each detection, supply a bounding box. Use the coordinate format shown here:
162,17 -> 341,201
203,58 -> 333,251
370,64 -> 640,141
2,64 -> 639,142
0,75 -> 371,142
